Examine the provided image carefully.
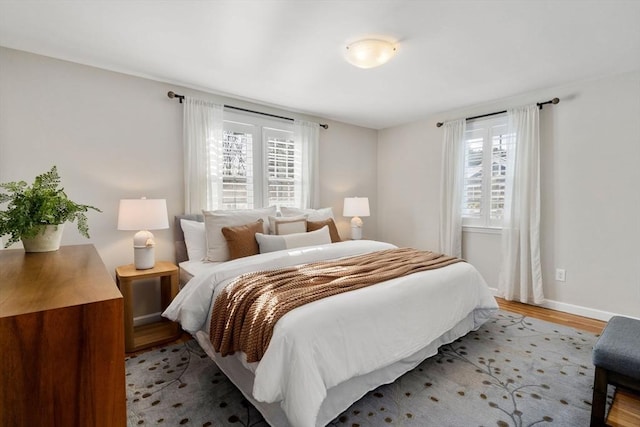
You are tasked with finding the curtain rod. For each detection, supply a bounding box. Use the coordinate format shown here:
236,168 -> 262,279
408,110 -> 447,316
167,91 -> 329,129
436,98 -> 560,128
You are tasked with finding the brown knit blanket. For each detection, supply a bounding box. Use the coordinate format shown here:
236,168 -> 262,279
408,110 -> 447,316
209,248 -> 463,362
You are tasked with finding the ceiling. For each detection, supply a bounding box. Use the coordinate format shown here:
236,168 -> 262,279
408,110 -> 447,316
1,1 -> 639,129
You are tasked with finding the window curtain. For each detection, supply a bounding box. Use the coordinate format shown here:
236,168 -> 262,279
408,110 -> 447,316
497,104 -> 544,304
183,97 -> 224,213
294,119 -> 320,209
439,119 -> 466,258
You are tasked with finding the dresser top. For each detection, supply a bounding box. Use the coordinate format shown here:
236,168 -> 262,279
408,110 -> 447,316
0,244 -> 122,318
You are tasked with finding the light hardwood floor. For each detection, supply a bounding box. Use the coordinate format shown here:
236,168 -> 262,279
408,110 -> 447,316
496,298 -> 640,427
133,298 -> 640,426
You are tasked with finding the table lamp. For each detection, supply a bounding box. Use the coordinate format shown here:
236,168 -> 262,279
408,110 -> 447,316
343,197 -> 370,240
117,198 -> 169,269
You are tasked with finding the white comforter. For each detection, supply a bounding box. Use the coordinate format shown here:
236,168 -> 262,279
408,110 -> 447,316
163,240 -> 498,427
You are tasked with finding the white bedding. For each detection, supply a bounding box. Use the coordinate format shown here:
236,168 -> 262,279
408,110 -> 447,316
164,240 -> 498,427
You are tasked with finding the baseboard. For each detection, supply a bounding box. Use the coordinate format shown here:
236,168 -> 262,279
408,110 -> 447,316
133,312 -> 163,327
487,287 -> 632,322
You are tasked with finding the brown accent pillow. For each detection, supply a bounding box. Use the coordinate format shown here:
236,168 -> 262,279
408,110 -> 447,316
307,218 -> 341,243
221,219 -> 263,260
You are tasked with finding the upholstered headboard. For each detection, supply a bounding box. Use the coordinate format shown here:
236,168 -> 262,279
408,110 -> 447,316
174,214 -> 204,263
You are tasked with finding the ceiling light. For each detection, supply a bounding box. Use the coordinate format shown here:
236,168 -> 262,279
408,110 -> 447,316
345,39 -> 397,69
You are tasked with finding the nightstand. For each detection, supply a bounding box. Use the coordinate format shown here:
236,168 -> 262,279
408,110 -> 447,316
115,261 -> 181,352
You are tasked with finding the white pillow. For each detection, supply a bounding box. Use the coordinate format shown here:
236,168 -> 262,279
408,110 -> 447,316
203,206 -> 277,262
268,214 -> 307,235
255,226 -> 331,254
180,219 -> 206,261
280,206 -> 334,221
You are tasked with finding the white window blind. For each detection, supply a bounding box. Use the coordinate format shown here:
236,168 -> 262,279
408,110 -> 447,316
264,127 -> 298,208
462,115 -> 514,228
220,114 -> 304,209
222,122 -> 254,209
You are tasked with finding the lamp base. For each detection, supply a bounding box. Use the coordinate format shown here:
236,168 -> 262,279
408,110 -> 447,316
350,216 -> 364,240
133,230 -> 156,269
134,246 -> 155,270
350,226 -> 363,240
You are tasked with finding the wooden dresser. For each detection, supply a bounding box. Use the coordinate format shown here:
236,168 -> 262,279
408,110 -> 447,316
0,244 -> 126,427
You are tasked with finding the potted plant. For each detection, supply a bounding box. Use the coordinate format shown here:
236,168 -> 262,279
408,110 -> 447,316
0,166 -> 101,252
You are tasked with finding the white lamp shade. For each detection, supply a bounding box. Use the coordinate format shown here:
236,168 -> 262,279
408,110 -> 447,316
345,39 -> 397,69
117,199 -> 169,231
343,197 -> 370,217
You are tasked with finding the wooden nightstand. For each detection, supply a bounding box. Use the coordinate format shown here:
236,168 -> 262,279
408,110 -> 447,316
115,261 -> 181,352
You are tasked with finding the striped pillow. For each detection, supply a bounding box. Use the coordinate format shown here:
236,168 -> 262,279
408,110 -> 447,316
269,215 -> 308,235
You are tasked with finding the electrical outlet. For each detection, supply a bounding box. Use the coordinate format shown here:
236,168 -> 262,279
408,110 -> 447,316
555,268 -> 566,282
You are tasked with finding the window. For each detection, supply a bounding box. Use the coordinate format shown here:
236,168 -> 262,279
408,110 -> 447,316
462,115 -> 514,228
264,128 -> 299,208
221,114 -> 297,209
222,122 -> 254,210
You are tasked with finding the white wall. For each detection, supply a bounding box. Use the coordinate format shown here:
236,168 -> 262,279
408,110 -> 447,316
0,47 -> 378,317
378,70 -> 640,319
4,46 -> 638,320
319,120 -> 378,240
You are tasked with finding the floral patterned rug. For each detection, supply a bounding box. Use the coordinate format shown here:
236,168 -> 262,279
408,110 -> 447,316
126,310 -> 605,426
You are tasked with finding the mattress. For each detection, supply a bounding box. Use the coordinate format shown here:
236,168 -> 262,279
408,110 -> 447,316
178,259 -> 222,286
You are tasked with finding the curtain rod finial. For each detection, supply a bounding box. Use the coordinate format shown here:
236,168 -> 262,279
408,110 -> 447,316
168,90 -> 184,103
436,122 -> 444,128
552,97 -> 560,104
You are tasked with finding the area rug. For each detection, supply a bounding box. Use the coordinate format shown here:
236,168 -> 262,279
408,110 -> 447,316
126,310 -> 606,426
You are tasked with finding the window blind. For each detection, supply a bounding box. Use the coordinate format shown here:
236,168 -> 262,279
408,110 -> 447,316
222,129 -> 254,209
264,128 -> 298,208
462,115 -> 513,228
220,115 -> 304,209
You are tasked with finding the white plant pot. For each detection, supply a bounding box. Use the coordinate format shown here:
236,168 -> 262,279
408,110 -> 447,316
21,224 -> 65,253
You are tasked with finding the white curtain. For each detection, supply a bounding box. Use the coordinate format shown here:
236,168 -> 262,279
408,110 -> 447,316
439,119 -> 466,258
183,97 -> 224,214
497,104 -> 544,304
294,119 -> 320,209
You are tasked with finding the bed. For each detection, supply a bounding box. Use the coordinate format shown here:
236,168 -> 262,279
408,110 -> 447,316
164,211 -> 498,427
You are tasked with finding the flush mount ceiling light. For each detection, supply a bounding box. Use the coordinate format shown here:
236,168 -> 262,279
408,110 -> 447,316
345,39 -> 397,69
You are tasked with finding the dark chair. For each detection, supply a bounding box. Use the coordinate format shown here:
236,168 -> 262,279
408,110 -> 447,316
591,316 -> 640,426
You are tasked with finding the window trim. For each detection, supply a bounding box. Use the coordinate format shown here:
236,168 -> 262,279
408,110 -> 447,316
462,225 -> 502,235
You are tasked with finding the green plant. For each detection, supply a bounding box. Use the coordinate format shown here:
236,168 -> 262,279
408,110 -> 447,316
0,166 -> 101,247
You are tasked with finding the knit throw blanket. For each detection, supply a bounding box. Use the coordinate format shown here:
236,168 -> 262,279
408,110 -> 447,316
209,248 -> 463,363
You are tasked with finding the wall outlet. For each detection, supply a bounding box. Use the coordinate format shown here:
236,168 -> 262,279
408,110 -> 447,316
555,268 -> 566,282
